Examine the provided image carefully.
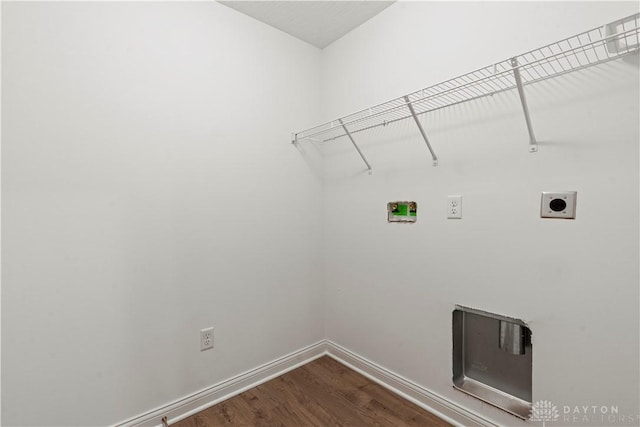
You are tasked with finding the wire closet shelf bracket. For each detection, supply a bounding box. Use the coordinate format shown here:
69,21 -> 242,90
292,13 -> 640,173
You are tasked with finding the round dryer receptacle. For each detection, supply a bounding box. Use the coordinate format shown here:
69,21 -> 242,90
549,198 -> 567,212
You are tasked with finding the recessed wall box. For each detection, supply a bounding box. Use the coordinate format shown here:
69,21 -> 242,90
541,191 -> 577,219
453,306 -> 532,419
387,201 -> 417,223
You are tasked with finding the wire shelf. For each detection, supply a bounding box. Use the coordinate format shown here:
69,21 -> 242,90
293,13 -> 640,168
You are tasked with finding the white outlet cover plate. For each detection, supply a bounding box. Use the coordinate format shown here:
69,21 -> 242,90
541,191 -> 577,219
448,195 -> 462,219
200,327 -> 214,351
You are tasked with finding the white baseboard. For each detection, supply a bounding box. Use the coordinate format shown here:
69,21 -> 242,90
116,340 -> 495,427
115,341 -> 327,427
325,341 -> 498,427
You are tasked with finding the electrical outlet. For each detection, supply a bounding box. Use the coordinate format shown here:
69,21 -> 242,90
200,327 -> 214,351
541,191 -> 577,219
448,195 -> 462,219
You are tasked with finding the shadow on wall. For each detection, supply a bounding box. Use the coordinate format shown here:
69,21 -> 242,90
293,138 -> 325,181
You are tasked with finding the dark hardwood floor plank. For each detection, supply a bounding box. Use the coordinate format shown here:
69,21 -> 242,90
173,356 -> 452,427
303,357 -> 374,407
311,356 -> 371,389
299,358 -> 417,426
293,360 -> 442,427
360,382 -> 447,426
252,374 -> 336,425
285,366 -> 375,425
194,400 -> 248,426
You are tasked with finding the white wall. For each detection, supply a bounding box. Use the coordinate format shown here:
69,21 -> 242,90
3,2 -> 639,426
321,2 -> 639,426
1,2 -> 323,425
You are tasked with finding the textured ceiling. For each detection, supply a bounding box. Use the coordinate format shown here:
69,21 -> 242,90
218,1 -> 395,49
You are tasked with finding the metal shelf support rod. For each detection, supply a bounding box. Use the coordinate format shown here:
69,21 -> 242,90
338,118 -> 373,173
511,57 -> 538,152
404,96 -> 439,166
